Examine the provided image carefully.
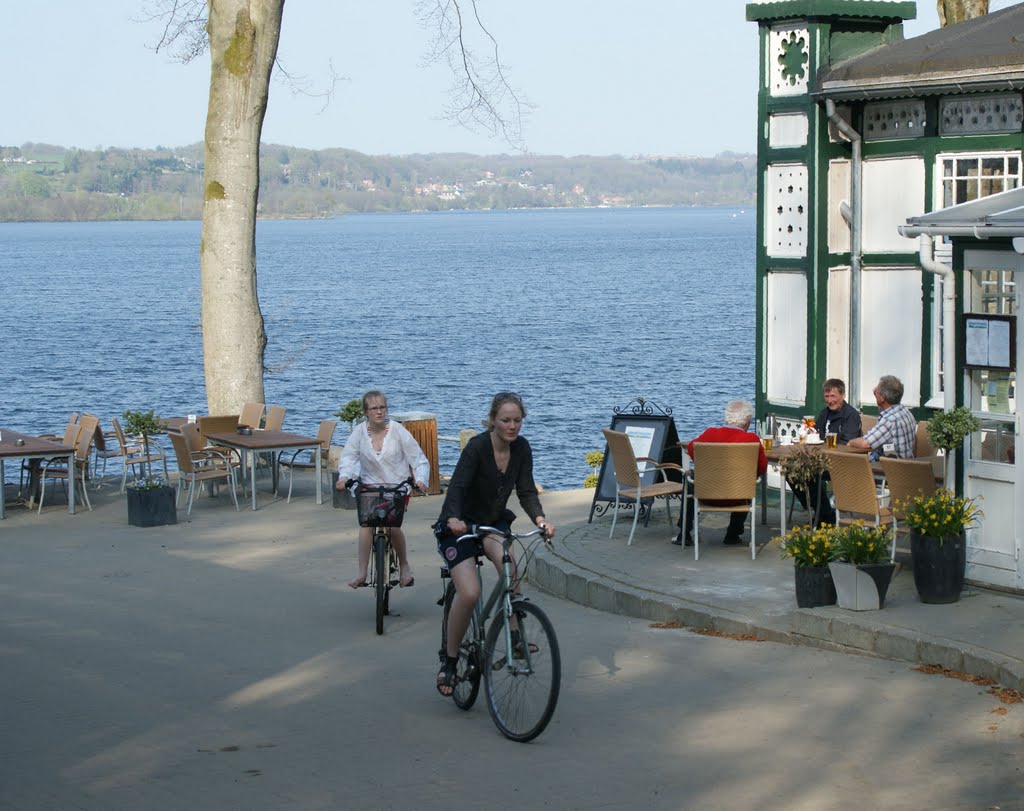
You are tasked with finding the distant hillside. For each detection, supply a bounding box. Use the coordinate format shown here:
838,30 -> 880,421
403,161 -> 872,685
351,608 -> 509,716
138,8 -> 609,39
0,142 -> 755,222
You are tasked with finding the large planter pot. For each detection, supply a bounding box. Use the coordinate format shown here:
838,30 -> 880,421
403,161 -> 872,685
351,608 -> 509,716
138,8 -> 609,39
828,561 -> 895,611
127,485 -> 177,527
910,531 -> 966,604
793,565 -> 837,608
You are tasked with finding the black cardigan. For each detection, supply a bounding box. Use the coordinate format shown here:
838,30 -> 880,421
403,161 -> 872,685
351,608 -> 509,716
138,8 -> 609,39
436,431 -> 544,529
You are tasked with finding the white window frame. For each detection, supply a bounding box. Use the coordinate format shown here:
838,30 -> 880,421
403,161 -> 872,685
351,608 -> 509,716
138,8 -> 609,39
928,151 -> 1022,405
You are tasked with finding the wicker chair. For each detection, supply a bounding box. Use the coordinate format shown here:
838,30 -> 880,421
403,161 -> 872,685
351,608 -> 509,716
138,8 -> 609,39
278,419 -> 337,502
238,402 -> 265,429
879,456 -> 939,540
826,451 -> 896,561
197,414 -> 243,465
38,414 -> 99,513
22,412 -> 79,497
264,405 -> 286,431
691,442 -> 760,561
168,430 -> 240,516
601,428 -> 685,547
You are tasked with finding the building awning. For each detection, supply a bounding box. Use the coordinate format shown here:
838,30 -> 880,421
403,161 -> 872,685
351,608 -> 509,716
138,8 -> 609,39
900,186 -> 1024,239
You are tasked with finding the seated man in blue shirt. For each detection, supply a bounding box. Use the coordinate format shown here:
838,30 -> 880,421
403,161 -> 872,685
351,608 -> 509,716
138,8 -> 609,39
848,375 -> 917,461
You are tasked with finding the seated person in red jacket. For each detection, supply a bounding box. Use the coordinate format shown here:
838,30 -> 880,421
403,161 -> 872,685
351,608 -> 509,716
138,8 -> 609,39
673,399 -> 768,547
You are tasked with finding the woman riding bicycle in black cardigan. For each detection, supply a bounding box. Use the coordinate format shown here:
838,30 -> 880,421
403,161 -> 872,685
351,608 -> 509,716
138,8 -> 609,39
433,391 -> 556,696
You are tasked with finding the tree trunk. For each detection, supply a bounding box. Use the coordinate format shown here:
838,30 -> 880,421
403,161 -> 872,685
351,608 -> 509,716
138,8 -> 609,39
937,0 -> 989,26
200,0 -> 284,414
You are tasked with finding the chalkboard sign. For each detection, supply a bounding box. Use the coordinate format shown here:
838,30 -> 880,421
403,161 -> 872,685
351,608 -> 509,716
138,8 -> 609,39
589,399 -> 682,523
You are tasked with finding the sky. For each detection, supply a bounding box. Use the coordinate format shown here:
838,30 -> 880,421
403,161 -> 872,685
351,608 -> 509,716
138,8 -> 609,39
2,1 -> 1019,158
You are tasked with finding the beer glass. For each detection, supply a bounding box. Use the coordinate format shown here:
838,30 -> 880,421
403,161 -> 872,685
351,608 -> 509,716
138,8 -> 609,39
825,432 -> 838,448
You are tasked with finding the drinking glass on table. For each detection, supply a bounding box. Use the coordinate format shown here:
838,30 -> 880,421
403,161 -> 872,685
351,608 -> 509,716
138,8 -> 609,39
825,432 -> 838,449
761,436 -> 774,452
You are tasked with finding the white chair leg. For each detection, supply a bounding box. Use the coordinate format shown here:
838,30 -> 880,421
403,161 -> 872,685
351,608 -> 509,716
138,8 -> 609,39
750,498 -> 757,560
627,496 -> 641,546
229,470 -> 240,511
608,485 -> 620,538
694,502 -> 701,561
76,473 -> 92,511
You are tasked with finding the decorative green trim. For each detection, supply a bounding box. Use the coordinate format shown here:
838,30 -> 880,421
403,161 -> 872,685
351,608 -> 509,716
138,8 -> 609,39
746,0 -> 915,23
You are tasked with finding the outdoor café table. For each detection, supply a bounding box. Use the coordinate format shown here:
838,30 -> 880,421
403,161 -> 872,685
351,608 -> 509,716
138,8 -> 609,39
0,429 -> 76,519
204,429 -> 323,510
765,442 -> 869,538
764,443 -> 943,537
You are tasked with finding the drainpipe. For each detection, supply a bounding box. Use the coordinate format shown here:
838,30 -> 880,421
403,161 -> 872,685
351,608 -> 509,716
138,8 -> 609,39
917,234 -> 958,485
825,99 -> 862,408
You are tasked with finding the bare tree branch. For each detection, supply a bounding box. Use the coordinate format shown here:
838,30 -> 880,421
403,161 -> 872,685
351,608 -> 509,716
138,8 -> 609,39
417,0 -> 532,152
138,1 -> 342,111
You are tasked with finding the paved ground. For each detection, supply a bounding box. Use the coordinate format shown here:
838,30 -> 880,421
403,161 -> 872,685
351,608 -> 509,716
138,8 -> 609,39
2,474 -> 1023,809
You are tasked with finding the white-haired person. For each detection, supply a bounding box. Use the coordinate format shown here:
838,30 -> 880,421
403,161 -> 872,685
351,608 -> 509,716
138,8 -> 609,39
672,399 -> 768,547
336,390 -> 429,590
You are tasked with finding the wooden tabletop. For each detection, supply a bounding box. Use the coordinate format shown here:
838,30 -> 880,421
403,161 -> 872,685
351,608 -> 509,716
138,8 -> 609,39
204,430 -> 319,450
0,429 -> 74,458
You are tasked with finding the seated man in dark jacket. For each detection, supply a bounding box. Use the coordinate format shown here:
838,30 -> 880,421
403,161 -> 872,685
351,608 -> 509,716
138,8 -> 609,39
791,377 -> 862,525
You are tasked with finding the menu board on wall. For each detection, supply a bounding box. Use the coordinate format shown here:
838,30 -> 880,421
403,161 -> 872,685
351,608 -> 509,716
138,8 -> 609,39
963,314 -> 1016,370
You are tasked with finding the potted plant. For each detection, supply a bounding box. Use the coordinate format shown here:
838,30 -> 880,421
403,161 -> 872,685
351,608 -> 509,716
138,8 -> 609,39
926,406 -> 980,484
777,523 -> 837,608
335,399 -> 364,431
584,449 -> 604,489
331,400 -> 363,509
778,445 -> 830,523
122,409 -> 176,527
828,522 -> 894,610
897,489 -> 982,604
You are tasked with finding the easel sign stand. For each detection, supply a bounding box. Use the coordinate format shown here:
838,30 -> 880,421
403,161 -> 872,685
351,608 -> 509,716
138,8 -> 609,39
589,398 -> 682,524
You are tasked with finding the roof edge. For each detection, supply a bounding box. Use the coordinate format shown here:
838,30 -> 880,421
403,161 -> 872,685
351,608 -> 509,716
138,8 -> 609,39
746,0 -> 916,23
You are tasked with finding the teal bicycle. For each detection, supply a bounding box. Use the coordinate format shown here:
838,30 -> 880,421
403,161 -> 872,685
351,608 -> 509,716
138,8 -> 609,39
438,524 -> 561,742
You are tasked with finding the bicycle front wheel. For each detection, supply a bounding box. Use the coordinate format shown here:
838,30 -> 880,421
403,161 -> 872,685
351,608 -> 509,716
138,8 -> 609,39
441,582 -> 481,710
374,532 -> 387,635
483,600 -> 560,742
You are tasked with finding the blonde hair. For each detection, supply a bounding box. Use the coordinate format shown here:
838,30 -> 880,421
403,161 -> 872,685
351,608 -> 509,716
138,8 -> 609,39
483,391 -> 526,430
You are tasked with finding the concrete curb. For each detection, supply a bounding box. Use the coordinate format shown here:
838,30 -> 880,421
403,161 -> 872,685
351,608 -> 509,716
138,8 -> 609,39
530,523 -> 1024,691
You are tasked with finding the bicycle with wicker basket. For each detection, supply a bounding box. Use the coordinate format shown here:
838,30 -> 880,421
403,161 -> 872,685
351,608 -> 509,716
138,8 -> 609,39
438,524 -> 561,742
348,477 -> 417,634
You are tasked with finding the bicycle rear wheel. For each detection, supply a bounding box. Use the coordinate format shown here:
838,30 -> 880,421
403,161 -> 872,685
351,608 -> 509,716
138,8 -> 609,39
483,600 -> 560,742
374,531 -> 387,635
440,581 -> 480,710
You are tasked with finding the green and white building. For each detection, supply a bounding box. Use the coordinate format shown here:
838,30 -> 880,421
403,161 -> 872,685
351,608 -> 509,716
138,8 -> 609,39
747,0 -> 1024,589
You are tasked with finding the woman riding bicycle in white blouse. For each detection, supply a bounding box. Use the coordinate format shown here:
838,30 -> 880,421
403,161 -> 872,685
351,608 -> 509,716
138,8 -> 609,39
336,391 -> 429,590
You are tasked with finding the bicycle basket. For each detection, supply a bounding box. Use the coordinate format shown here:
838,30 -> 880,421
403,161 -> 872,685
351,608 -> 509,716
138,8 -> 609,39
355,486 -> 406,527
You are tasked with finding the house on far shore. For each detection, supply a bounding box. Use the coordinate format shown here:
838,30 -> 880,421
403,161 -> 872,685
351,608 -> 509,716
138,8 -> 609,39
747,0 -> 1023,590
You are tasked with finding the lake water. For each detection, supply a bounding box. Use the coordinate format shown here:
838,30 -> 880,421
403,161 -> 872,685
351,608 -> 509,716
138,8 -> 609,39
1,207 -> 755,490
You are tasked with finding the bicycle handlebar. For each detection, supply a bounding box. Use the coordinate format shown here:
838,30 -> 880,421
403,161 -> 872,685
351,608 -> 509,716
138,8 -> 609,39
455,524 -> 552,544
345,476 -> 423,495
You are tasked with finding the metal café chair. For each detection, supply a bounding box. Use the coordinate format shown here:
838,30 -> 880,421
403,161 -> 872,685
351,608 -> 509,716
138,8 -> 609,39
601,428 -> 685,547
278,419 -> 336,502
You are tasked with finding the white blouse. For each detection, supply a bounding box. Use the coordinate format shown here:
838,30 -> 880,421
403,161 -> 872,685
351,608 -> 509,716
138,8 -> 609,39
337,420 -> 430,486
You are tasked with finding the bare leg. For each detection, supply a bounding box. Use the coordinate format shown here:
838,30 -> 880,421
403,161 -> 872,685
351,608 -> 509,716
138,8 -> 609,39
347,526 -> 372,589
439,558 -> 481,696
389,527 -> 414,586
